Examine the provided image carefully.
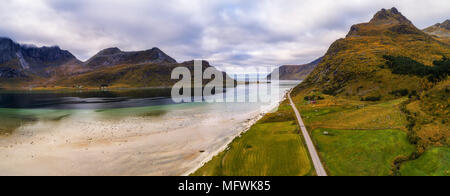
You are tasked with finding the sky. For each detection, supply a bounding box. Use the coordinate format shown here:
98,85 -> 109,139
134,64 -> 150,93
0,0 -> 449,73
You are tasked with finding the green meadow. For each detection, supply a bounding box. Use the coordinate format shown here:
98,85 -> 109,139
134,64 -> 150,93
400,147 -> 449,176
312,128 -> 415,176
293,92 -> 420,176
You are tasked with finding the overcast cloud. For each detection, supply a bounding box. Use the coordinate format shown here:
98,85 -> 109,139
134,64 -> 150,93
0,0 -> 449,73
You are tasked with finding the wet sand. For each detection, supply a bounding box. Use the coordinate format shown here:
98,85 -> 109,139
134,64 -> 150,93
0,104 -> 270,176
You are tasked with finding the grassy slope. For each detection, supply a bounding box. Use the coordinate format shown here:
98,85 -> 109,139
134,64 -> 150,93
56,63 -> 179,88
193,102 -> 314,176
406,80 -> 449,148
400,147 -> 449,176
291,9 -> 449,176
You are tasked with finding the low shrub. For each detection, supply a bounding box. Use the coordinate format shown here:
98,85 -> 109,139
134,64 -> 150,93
390,89 -> 409,97
361,96 -> 381,101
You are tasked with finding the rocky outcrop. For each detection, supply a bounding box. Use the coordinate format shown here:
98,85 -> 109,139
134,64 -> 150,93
20,45 -> 76,69
368,7 -> 412,26
346,7 -> 422,38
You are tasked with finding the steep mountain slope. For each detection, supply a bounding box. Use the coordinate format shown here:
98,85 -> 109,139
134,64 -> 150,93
0,38 -> 78,71
294,8 -> 450,99
0,37 -> 82,87
0,38 -> 233,89
423,19 -> 450,44
268,57 -> 322,80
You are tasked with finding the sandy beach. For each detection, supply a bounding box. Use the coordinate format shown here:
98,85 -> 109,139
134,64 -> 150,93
0,103 -> 272,176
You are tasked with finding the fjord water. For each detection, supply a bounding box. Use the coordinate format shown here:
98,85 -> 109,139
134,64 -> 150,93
0,81 -> 300,175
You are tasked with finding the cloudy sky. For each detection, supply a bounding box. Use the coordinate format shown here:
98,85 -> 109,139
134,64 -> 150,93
0,0 -> 449,73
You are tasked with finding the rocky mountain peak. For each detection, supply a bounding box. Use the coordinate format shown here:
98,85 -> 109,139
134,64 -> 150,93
346,8 -> 420,38
0,37 -> 16,47
0,37 -> 21,64
369,7 -> 412,25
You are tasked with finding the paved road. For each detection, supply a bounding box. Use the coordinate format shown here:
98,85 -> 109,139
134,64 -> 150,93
288,91 -> 328,176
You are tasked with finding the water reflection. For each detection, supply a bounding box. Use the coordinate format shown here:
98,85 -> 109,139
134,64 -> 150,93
0,88 -> 175,109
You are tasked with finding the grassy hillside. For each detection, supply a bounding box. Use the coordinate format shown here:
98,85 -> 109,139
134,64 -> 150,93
193,102 -> 314,176
47,61 -> 235,89
295,9 -> 449,99
292,8 -> 449,176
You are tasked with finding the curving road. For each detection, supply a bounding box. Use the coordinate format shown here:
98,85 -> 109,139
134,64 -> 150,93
288,91 -> 328,176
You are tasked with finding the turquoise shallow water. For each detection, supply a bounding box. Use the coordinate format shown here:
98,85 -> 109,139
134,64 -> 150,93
0,81 -> 301,175
0,81 -> 300,134
1,81 -> 300,132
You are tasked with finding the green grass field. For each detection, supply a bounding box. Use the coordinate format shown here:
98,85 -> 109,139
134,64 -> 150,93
312,128 -> 416,176
193,117 -> 314,176
291,94 -> 419,176
299,97 -> 408,131
400,147 -> 449,176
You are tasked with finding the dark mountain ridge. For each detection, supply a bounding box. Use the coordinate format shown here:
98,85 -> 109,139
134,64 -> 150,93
85,47 -> 177,68
0,37 -> 233,89
0,37 -> 77,71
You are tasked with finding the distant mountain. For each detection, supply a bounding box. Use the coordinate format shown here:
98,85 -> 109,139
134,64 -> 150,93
267,57 -> 322,80
423,19 -> 450,44
424,19 -> 450,37
85,47 -> 176,68
0,37 -> 233,89
55,60 -> 235,88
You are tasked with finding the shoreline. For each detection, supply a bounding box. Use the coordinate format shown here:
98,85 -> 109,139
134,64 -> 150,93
182,90 -> 290,176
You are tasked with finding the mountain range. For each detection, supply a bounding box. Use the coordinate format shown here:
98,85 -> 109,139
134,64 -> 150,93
0,38 -> 232,89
